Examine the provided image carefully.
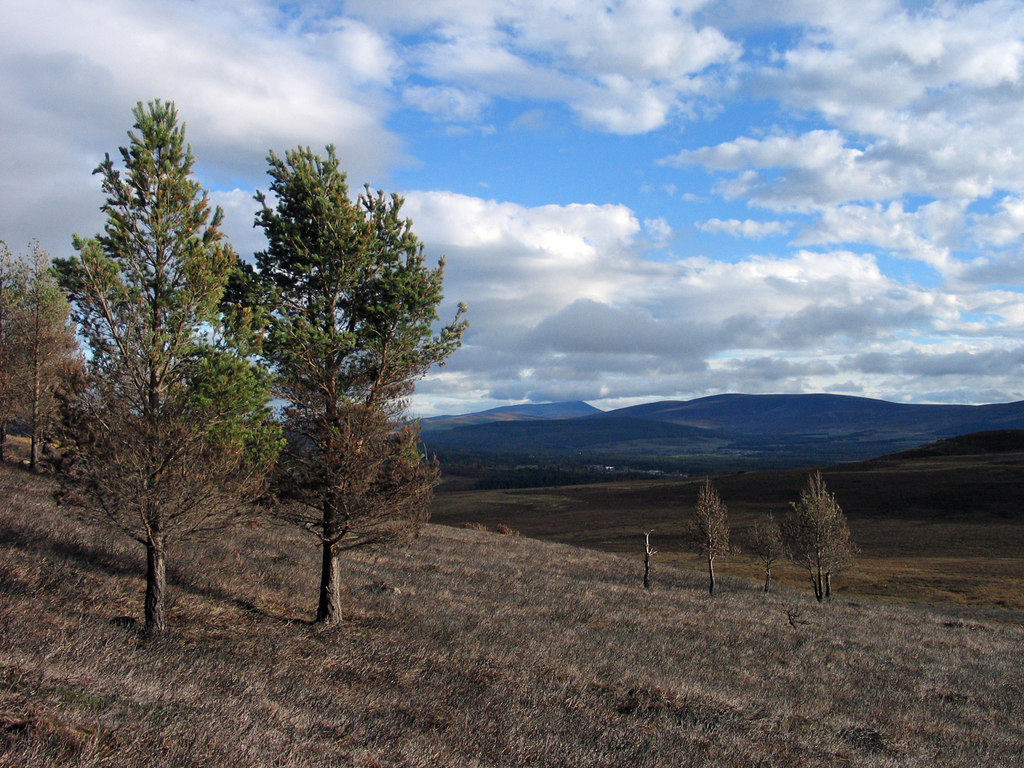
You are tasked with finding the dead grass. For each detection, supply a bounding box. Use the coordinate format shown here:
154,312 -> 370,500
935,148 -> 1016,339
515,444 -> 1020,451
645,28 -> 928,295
2,463 -> 1023,766
430,453 -> 1024,616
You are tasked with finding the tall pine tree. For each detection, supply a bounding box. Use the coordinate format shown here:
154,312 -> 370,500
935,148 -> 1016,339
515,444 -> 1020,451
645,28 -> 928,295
251,145 -> 465,624
56,100 -> 280,632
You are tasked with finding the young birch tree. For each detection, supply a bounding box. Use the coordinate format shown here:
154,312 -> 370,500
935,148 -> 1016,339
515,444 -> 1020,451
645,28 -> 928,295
0,243 -> 22,463
782,471 -> 855,602
55,100 -> 279,632
251,145 -> 466,624
15,243 -> 82,470
747,514 -> 785,593
687,478 -> 730,596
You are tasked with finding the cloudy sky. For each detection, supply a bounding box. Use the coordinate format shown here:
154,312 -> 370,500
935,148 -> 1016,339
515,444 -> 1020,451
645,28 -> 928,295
3,0 -> 1024,415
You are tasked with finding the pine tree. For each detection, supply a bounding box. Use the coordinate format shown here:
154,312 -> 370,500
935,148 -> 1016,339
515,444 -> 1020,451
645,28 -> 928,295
251,145 -> 466,624
55,100 -> 279,632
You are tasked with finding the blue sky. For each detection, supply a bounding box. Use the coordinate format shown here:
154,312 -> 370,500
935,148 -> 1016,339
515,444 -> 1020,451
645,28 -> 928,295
3,0 -> 1024,415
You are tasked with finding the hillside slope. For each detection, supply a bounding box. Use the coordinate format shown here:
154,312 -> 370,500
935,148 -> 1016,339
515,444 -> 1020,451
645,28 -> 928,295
423,394 -> 1024,471
431,431 -> 1024,613
2,464 -> 1023,766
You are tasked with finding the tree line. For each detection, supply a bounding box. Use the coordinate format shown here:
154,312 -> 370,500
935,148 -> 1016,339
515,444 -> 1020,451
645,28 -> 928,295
672,471 -> 856,601
1,100 -> 466,633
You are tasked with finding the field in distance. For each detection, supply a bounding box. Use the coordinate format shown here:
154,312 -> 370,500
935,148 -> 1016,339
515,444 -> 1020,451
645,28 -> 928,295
430,430 -> 1024,619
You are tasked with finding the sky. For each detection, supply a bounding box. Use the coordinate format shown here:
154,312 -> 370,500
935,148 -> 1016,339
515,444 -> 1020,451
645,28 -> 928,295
3,0 -> 1024,415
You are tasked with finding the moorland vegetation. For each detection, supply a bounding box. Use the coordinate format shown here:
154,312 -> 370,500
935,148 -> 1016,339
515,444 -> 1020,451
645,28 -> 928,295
2,461 -> 1023,766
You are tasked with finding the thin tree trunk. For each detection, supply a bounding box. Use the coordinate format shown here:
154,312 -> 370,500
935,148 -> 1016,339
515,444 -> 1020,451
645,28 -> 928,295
825,572 -> 832,599
317,539 -> 342,624
763,566 -> 772,593
29,364 -> 40,471
643,531 -> 654,590
0,418 -> 6,463
814,563 -> 824,602
707,555 -> 716,596
144,537 -> 167,632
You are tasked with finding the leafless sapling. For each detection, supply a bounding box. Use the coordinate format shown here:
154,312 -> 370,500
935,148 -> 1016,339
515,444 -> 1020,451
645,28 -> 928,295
782,471 -> 856,602
643,530 -> 656,589
748,514 -> 785,593
686,478 -> 731,595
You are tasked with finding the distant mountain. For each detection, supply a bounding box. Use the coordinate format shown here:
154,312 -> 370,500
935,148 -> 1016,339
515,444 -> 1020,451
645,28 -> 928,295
420,400 -> 602,431
598,393 -> 1024,440
422,393 -> 1024,471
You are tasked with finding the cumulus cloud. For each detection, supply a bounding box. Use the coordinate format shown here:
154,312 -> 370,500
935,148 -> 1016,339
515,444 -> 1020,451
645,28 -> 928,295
347,0 -> 740,133
398,185 -> 993,408
0,0 -> 402,255
698,218 -> 791,238
7,0 -> 1024,412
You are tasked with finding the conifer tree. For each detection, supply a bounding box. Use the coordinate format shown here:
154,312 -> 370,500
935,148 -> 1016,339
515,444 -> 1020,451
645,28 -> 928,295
251,145 -> 466,624
56,100 -> 279,632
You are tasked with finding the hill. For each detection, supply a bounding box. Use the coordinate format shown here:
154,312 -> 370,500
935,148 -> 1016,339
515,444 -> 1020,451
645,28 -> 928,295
430,429 -> 1024,615
1,463 -> 1023,766
423,393 -> 1024,478
419,400 -> 601,431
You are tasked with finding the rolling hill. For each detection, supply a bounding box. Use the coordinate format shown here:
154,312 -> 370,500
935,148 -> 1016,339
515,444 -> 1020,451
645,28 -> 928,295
422,393 -> 1024,472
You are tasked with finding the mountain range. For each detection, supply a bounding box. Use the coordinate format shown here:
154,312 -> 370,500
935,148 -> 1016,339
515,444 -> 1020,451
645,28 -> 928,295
420,393 -> 1024,471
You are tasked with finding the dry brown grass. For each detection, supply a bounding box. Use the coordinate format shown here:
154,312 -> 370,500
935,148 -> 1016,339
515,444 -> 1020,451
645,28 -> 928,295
2,463 -> 1023,766
430,452 -> 1024,617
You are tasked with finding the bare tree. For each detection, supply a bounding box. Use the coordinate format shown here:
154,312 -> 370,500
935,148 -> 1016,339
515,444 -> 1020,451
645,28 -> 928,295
686,478 -> 731,595
747,514 -> 785,593
0,242 -> 21,463
782,471 -> 855,602
642,530 -> 656,589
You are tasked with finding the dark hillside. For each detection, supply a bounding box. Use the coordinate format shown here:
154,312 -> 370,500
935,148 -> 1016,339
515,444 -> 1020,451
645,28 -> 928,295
420,400 -> 601,431
2,464 -> 1024,766
600,394 -> 1024,436
425,394 -> 1024,475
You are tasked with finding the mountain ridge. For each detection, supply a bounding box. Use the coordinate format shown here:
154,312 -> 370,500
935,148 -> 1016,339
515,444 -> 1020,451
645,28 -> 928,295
421,393 -> 1024,471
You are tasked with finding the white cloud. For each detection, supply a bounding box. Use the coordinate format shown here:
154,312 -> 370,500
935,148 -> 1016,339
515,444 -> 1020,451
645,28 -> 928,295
403,85 -> 490,123
698,218 -> 791,238
347,0 -> 740,132
792,201 -> 964,272
972,196 -> 1024,248
0,0 -> 403,255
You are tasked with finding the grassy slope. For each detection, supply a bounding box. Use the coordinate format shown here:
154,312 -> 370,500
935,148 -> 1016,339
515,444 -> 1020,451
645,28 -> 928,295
2,464 -> 1024,766
430,445 -> 1024,618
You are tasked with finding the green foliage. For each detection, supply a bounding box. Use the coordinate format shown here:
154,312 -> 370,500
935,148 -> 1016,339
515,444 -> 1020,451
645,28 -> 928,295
248,145 -> 465,623
253,145 -> 466,411
57,100 -> 237,417
54,100 -> 278,631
